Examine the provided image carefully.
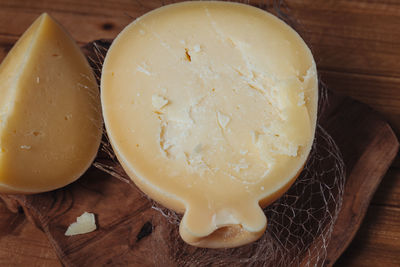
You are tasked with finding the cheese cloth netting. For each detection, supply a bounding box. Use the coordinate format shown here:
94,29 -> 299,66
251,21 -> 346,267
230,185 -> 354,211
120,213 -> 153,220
89,1 -> 346,266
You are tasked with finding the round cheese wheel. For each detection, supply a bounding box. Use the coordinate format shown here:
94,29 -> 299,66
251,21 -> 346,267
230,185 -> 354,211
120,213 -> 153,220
102,1 -> 318,248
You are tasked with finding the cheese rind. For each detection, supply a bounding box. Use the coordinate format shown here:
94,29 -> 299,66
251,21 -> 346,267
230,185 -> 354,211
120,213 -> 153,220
0,13 -> 102,193
102,1 -> 318,248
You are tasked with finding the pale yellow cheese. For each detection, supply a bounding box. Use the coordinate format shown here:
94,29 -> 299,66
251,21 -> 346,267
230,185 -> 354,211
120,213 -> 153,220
0,13 -> 102,193
101,1 -> 318,248
65,212 -> 97,236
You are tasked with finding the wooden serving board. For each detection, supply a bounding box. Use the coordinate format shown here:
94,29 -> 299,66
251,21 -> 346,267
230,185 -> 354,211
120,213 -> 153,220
0,40 -> 398,267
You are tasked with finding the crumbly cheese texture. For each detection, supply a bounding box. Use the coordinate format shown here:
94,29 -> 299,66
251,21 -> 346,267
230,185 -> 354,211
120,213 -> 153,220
65,212 -> 97,236
101,2 -> 318,247
0,13 -> 102,193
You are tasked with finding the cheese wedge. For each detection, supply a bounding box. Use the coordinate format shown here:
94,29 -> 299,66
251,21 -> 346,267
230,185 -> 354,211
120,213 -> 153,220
102,1 -> 318,248
0,13 -> 102,193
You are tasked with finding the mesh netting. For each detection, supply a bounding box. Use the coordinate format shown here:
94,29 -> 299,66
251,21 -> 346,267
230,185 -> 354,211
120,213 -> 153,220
87,1 -> 346,265
146,124 -> 345,267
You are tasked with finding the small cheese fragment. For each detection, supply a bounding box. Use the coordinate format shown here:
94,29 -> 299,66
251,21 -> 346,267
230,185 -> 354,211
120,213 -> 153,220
216,111 -> 230,129
193,44 -> 201,53
65,212 -> 97,236
152,94 -> 169,109
101,2 -> 318,248
0,13 -> 102,193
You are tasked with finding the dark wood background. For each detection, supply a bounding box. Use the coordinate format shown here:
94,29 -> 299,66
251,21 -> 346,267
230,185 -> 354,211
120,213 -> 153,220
0,0 -> 399,266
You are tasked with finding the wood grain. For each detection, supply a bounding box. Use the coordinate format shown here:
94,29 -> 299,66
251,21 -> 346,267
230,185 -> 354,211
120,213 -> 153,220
371,168 -> 400,207
320,70 -> 400,133
335,205 -> 400,267
318,94 -> 399,265
286,0 -> 400,76
0,201 -> 60,267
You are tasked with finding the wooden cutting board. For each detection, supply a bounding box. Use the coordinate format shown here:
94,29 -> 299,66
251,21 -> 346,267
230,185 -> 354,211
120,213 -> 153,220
0,40 -> 398,267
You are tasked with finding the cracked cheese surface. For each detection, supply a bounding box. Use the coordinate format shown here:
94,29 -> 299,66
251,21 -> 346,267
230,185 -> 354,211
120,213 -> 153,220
0,14 -> 102,193
101,1 -> 318,247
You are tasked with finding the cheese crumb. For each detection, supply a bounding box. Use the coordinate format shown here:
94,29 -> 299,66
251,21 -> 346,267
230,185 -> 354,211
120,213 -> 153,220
152,95 -> 169,109
65,212 -> 96,236
20,145 -> 31,150
217,111 -> 230,129
298,92 -> 305,106
251,131 -> 260,144
193,44 -> 201,53
185,152 -> 210,175
232,161 -> 249,173
137,64 -> 151,76
194,143 -> 202,153
240,149 -> 248,155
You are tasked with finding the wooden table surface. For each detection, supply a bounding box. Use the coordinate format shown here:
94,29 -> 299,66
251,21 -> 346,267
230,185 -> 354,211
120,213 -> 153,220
0,0 -> 399,266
